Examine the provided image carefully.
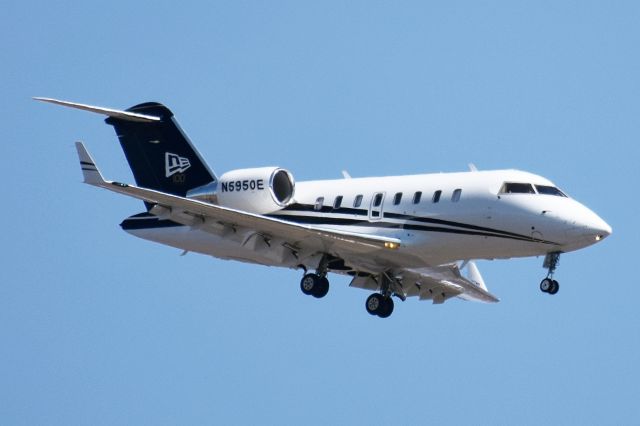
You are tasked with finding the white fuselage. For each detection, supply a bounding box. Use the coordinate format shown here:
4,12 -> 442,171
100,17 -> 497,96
123,169 -> 611,273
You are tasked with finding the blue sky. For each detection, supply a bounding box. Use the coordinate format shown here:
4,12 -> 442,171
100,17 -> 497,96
2,1 -> 639,424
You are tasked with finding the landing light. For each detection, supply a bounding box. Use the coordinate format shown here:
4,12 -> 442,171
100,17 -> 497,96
595,235 -> 603,241
384,242 -> 400,249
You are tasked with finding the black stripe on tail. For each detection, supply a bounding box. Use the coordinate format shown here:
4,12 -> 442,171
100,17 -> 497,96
105,102 -> 216,197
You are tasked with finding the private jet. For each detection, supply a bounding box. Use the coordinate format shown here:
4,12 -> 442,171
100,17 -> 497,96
36,97 -> 612,318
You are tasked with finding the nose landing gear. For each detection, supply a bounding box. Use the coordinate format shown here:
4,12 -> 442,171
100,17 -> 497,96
540,252 -> 561,295
540,277 -> 559,294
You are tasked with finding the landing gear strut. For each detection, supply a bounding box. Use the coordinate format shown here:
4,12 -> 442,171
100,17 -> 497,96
299,255 -> 330,299
540,252 -> 561,295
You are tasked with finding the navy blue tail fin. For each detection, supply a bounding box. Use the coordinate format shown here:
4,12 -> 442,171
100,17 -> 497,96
105,102 -> 216,197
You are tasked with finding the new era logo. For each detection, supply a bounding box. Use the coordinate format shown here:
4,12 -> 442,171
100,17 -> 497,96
165,152 -> 191,177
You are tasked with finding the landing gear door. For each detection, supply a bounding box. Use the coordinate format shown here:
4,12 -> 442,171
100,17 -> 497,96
369,192 -> 385,221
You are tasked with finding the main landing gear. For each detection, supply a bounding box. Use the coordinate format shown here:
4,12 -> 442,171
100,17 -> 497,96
300,273 -> 329,298
299,255 -> 330,299
365,293 -> 394,318
299,261 -> 400,318
365,272 -> 401,318
540,252 -> 561,295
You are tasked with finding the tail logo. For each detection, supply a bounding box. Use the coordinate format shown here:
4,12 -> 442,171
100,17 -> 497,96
165,152 -> 191,177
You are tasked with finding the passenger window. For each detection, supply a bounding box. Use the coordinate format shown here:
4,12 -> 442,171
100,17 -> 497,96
393,192 -> 402,205
314,197 -> 324,211
373,193 -> 383,207
333,195 -> 343,209
500,182 -> 535,194
353,194 -> 363,208
432,190 -> 442,203
413,191 -> 422,204
535,185 -> 567,197
452,188 -> 462,202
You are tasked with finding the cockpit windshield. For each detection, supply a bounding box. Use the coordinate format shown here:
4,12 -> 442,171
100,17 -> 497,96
500,182 -> 535,194
535,185 -> 567,197
500,182 -> 568,197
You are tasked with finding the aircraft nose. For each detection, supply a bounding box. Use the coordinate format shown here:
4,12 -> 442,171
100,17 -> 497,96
590,216 -> 612,241
569,209 -> 612,243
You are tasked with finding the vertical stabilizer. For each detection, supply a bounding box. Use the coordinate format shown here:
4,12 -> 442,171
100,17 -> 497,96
105,102 -> 217,197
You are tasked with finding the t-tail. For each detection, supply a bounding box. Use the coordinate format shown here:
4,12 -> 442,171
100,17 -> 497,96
34,98 -> 217,199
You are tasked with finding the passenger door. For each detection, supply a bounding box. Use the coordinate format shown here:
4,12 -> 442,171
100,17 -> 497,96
369,192 -> 385,221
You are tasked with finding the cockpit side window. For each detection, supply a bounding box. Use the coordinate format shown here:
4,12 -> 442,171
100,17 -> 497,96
535,185 -> 567,197
500,182 -> 536,194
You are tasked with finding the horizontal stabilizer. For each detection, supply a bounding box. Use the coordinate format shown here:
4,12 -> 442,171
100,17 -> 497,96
34,97 -> 160,122
75,142 -> 106,185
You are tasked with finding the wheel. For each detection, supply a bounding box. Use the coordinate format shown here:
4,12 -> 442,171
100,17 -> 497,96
377,297 -> 394,318
300,273 -> 320,296
548,280 -> 559,295
365,293 -> 384,315
540,278 -> 552,293
312,276 -> 330,298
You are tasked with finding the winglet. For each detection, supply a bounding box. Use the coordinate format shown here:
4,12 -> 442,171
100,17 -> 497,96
75,142 -> 106,186
34,97 -> 161,123
466,261 -> 488,291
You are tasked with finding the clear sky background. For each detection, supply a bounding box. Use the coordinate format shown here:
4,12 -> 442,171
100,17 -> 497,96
2,1 -> 638,425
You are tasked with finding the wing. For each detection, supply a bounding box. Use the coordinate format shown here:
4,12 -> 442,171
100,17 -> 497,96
75,142 -> 406,266
78,142 -> 499,306
350,261 -> 500,304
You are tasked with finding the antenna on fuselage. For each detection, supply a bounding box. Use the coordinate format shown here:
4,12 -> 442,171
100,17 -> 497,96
468,163 -> 478,172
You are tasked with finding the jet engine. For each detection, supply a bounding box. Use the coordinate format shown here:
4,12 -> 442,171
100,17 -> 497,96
192,167 -> 295,214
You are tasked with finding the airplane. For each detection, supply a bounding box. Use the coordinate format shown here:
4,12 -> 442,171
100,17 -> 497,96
35,97 -> 612,318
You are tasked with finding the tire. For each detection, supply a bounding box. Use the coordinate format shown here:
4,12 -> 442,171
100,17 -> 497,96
540,278 -> 552,293
549,280 -> 559,295
300,273 -> 319,296
366,293 -> 384,315
377,297 -> 394,318
312,277 -> 330,298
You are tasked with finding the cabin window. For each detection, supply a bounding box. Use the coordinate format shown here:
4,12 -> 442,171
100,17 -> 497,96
314,197 -> 324,211
432,190 -> 442,203
393,192 -> 402,205
353,194 -> 363,208
452,188 -> 462,202
373,193 -> 383,207
413,191 -> 422,204
500,182 -> 535,194
535,185 -> 567,197
333,195 -> 343,209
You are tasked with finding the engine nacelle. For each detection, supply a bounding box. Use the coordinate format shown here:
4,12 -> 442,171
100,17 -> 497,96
216,167 -> 295,214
